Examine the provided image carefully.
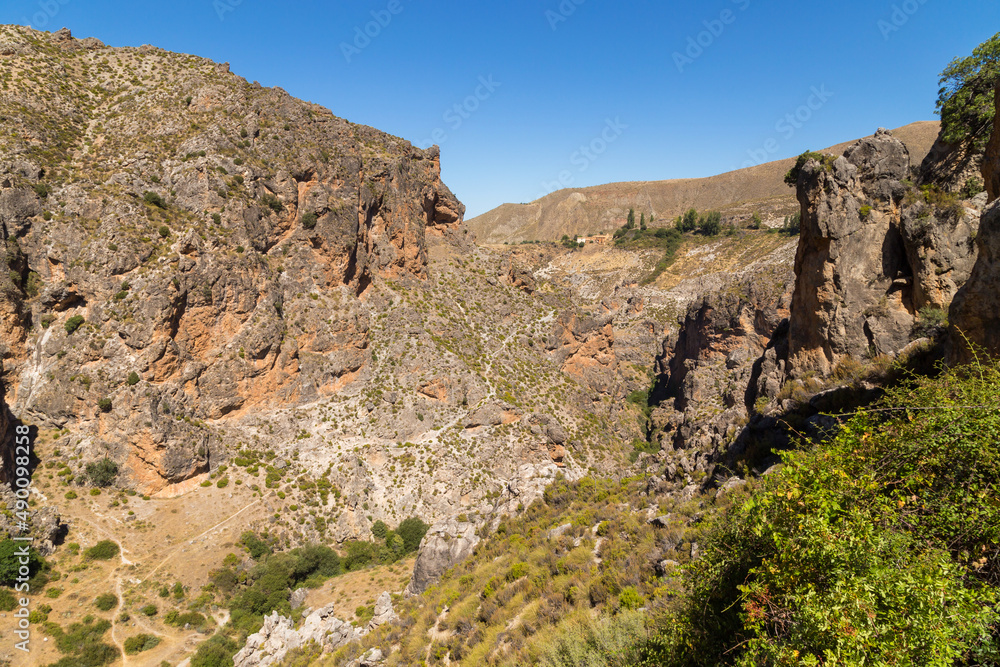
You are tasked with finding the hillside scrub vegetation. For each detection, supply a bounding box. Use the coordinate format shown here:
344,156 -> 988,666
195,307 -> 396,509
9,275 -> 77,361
328,358 -> 1000,666
634,358 -> 1000,665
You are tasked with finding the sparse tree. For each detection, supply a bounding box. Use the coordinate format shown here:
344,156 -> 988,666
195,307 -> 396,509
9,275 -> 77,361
937,32 -> 1000,151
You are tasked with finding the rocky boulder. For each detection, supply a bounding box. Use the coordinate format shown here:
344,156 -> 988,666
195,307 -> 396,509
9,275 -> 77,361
232,597 -> 396,667
405,518 -> 480,595
949,200 -> 1000,362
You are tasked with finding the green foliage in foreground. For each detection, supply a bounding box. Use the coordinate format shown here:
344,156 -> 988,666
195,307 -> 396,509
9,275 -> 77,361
646,359 -> 1000,665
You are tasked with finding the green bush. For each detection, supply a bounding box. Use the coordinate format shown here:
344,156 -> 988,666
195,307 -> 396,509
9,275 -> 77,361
143,191 -> 167,209
64,315 -> 85,335
97,398 -> 112,413
240,531 -> 271,560
123,634 -> 161,655
158,225 -> 170,238
126,371 -> 140,386
84,540 -> 120,561
371,520 -> 388,539
652,359 -> 1000,664
397,517 -> 430,553
301,212 -> 318,229
262,194 -> 284,213
0,540 -> 43,586
47,617 -> 116,667
93,593 -> 117,611
190,634 -> 241,667
0,588 -> 16,611
139,604 -> 157,617
784,150 -> 833,186
86,459 -> 118,487
860,204 -> 873,219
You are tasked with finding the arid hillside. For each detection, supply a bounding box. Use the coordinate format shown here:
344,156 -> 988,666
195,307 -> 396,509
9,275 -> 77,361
468,121 -> 941,243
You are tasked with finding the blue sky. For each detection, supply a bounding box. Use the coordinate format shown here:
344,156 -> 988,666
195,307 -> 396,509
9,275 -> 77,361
3,0 -> 999,218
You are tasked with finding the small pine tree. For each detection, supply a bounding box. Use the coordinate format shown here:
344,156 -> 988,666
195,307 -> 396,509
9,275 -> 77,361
627,208 -> 636,229
640,213 -> 647,230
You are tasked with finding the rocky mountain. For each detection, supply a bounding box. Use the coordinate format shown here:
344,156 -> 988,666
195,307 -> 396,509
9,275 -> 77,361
466,121 -> 942,244
0,23 -> 664,556
1,22 -> 997,667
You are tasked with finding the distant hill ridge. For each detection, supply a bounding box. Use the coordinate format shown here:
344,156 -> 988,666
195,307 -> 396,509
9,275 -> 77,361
468,121 -> 941,243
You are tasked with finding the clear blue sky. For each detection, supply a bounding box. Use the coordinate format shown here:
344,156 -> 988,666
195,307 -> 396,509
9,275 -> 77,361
3,0 -> 999,217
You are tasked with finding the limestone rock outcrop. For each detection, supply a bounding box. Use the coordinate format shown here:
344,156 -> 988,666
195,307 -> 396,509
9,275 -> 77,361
787,129 -> 979,377
233,593 -> 398,667
405,518 -> 481,596
949,200 -> 1000,362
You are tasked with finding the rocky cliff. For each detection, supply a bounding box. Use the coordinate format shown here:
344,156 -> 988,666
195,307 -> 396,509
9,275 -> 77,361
0,26 -> 663,551
950,84 -> 1000,362
787,129 -> 979,377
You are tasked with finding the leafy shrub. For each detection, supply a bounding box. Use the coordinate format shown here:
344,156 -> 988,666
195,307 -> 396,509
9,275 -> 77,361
860,204 -> 873,219
86,459 -> 118,487
64,490 -> 78,500
139,604 -> 157,617
93,593 -> 117,611
47,617 -> 116,667
240,531 -> 271,560
190,634 -> 241,667
126,371 -> 140,386
301,212 -> 318,229
64,315 -> 85,335
143,191 -> 167,209
262,194 -> 284,213
158,225 -> 170,238
212,213 -> 222,224
0,540 -> 43,586
963,177 -> 986,199
0,588 -> 16,611
654,359 -> 1000,664
123,634 -> 161,655
97,398 -> 112,413
84,540 -> 120,561
397,517 -> 430,552
912,305 -> 949,339
371,520 -> 388,539
784,150 -> 834,186
618,586 -> 644,610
